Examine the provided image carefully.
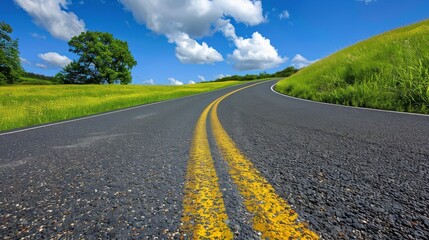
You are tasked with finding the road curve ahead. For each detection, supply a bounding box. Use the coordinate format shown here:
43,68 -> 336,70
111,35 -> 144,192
1,80 -> 428,239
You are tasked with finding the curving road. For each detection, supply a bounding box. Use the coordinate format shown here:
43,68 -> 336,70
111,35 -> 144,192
1,80 -> 428,239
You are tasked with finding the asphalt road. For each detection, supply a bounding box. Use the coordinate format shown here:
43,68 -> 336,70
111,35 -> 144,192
1,80 -> 428,239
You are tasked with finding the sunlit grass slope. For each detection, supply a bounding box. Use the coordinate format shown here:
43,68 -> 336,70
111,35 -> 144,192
0,81 -> 243,132
276,19 -> 429,114
18,77 -> 54,85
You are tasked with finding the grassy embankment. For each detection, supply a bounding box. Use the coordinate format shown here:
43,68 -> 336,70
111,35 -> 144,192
0,81 -> 245,132
276,19 -> 429,114
18,77 -> 54,85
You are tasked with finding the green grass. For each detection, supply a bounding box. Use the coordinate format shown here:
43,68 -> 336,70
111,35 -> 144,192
0,81 -> 246,132
276,19 -> 429,114
18,77 -> 54,85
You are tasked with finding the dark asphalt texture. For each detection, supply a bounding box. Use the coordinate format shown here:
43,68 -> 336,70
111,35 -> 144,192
0,82 -> 256,239
1,80 -> 428,239
218,81 -> 429,239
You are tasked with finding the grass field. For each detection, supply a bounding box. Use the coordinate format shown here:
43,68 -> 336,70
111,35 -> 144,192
275,19 -> 429,114
0,81 -> 245,132
18,77 -> 54,85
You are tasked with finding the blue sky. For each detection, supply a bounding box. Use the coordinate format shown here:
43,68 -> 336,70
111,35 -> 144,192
2,0 -> 429,85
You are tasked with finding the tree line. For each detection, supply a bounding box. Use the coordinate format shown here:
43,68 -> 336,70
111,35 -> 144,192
214,67 -> 299,82
21,71 -> 54,81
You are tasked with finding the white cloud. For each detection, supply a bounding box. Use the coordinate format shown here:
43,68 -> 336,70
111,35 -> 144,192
119,0 -> 264,38
119,0 -> 265,64
188,80 -> 196,84
215,0 -> 265,26
216,74 -> 231,79
20,57 -> 31,65
219,21 -> 286,70
170,32 -> 223,64
198,75 -> 206,82
168,77 -> 184,86
14,0 -> 86,41
36,63 -> 47,69
279,10 -> 290,20
291,54 -> 318,69
230,32 -> 286,70
31,33 -> 46,39
143,79 -> 155,85
216,19 -> 238,39
358,0 -> 375,4
38,52 -> 72,68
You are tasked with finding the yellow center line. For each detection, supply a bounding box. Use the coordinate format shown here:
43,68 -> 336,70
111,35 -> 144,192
181,81 -> 319,239
210,82 -> 319,239
181,100 -> 233,239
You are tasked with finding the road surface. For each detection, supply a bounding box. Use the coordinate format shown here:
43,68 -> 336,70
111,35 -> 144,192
1,80 -> 428,239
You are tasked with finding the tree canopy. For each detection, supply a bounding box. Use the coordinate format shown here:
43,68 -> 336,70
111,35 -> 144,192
274,66 -> 299,77
0,21 -> 22,85
58,31 -> 137,84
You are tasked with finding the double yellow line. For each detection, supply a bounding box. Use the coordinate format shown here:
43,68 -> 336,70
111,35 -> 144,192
181,82 -> 319,239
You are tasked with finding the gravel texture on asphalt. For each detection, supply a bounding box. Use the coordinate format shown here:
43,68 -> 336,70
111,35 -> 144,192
1,80 -> 428,239
208,124 -> 260,239
0,83 -> 256,239
218,80 -> 429,239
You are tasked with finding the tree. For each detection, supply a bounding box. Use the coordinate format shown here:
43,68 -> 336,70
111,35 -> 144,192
0,21 -> 22,85
274,66 -> 298,77
59,31 -> 137,84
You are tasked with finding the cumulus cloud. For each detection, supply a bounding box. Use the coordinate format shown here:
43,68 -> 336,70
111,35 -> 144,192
291,54 -> 318,69
358,0 -> 376,4
215,0 -> 265,26
119,0 -> 264,37
230,32 -> 286,70
20,57 -> 31,65
168,77 -> 184,86
31,33 -> 46,39
279,10 -> 290,20
38,52 -> 72,68
216,19 -> 238,39
198,75 -> 206,82
143,79 -> 155,85
219,21 -> 286,71
170,32 -> 223,64
14,0 -> 86,41
188,80 -> 196,84
36,63 -> 47,69
119,0 -> 265,64
216,74 -> 231,79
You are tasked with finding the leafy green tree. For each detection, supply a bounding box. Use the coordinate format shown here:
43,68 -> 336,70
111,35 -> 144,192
274,66 -> 298,77
0,21 -> 22,85
259,71 -> 271,79
59,31 -> 137,84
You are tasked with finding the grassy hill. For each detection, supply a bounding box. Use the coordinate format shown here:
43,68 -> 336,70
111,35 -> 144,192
17,72 -> 59,85
18,76 -> 54,85
276,19 -> 429,114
